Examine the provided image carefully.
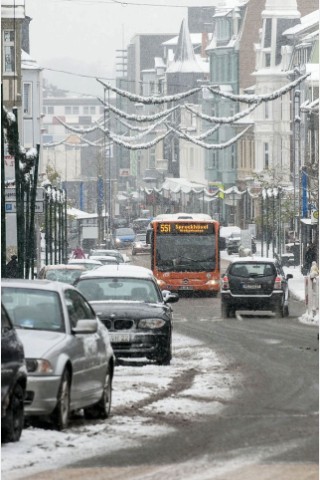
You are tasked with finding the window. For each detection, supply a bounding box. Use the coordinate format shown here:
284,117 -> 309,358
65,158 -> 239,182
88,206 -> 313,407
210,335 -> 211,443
90,106 -> 95,114
23,83 -> 32,116
264,101 -> 269,119
65,106 -> 71,114
216,18 -> 231,42
3,30 -> 15,73
47,106 -> 54,115
264,143 -> 269,169
73,106 -> 79,115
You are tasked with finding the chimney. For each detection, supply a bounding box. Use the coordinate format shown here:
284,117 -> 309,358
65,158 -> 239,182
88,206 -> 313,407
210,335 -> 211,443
201,32 -> 209,58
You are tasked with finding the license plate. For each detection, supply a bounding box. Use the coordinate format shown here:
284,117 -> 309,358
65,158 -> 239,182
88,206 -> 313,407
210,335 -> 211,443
179,286 -> 193,290
110,333 -> 133,343
243,284 -> 261,289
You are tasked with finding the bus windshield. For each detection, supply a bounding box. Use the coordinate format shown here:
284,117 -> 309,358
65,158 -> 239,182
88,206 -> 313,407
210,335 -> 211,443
155,234 -> 216,272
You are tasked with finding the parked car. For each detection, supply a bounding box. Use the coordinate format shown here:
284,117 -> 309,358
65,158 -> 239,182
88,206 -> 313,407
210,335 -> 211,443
113,228 -> 135,249
74,264 -> 179,365
1,303 -> 27,443
89,249 -> 129,263
89,255 -> 121,266
131,233 -> 151,256
1,279 -> 115,430
68,258 -> 103,270
37,264 -> 86,284
226,232 -> 257,255
220,257 -> 293,318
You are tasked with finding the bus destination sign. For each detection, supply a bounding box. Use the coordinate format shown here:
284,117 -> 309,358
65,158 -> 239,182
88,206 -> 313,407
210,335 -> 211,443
157,222 -> 214,234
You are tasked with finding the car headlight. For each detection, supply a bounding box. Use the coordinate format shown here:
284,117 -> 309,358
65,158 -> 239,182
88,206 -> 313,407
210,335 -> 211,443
138,318 -> 166,329
115,238 -> 121,243
26,359 -> 54,374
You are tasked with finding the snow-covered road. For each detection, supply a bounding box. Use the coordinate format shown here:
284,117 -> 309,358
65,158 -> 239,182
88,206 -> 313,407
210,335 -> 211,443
2,333 -> 239,480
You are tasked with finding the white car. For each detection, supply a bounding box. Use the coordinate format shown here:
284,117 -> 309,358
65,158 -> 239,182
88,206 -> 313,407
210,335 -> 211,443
68,258 -> 103,270
1,279 -> 115,431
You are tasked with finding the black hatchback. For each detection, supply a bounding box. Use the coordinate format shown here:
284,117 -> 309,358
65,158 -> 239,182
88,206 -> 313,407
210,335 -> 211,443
1,303 -> 27,443
220,257 -> 293,318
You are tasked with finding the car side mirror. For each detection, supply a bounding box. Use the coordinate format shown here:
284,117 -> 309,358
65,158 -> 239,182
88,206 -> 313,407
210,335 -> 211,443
162,290 -> 179,303
286,273 -> 293,280
72,319 -> 98,334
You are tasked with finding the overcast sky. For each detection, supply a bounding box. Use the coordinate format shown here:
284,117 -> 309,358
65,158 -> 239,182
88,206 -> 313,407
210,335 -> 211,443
25,0 -> 220,96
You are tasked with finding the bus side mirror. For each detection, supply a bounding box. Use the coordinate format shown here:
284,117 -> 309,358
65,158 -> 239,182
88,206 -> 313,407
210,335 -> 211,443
146,230 -> 152,245
219,237 -> 226,250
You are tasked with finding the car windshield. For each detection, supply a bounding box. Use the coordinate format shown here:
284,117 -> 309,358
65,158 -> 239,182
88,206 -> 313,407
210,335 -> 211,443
45,268 -> 83,284
156,234 -> 216,272
76,278 -> 161,303
1,287 -> 65,332
229,263 -> 276,278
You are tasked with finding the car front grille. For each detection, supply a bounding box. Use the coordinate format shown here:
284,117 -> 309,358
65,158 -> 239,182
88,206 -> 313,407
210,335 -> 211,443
101,318 -> 135,330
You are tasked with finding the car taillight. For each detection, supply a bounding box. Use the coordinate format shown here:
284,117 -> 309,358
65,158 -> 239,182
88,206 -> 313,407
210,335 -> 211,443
221,275 -> 230,290
274,276 -> 282,289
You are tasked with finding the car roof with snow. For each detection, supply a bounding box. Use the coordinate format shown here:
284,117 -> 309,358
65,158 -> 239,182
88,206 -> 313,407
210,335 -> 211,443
78,264 -> 154,279
229,256 -> 279,264
68,259 -> 103,265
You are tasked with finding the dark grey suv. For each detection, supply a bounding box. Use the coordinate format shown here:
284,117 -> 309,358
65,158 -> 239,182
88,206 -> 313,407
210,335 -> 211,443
220,257 -> 293,318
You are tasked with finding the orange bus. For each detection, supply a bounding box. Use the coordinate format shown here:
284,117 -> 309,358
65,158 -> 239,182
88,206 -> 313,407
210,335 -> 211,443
147,213 -> 221,296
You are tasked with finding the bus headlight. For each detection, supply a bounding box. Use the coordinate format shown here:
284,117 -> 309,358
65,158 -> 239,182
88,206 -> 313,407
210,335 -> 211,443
205,279 -> 220,287
157,279 -> 167,288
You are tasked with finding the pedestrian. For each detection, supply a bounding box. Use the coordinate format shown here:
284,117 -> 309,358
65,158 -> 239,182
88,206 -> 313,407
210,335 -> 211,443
304,242 -> 317,274
6,255 -> 19,278
72,245 -> 86,259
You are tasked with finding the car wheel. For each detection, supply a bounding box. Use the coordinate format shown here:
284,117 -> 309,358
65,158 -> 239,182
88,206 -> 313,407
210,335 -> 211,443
1,383 -> 25,443
221,302 -> 229,318
227,249 -> 232,255
51,369 -> 70,431
284,305 -> 289,317
275,300 -> 285,318
132,250 -> 136,256
156,341 -> 172,366
84,370 -> 112,419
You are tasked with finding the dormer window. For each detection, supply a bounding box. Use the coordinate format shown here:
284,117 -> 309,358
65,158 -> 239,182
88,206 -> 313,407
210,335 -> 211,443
216,18 -> 231,42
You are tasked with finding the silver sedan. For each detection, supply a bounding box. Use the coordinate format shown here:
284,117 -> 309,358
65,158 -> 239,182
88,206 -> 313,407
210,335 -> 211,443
1,279 -> 115,430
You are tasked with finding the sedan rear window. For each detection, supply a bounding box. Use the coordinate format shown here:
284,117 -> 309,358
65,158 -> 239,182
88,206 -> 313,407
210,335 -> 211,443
229,263 -> 276,278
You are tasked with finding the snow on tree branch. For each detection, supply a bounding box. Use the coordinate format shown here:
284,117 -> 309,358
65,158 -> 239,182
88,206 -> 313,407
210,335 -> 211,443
96,78 -> 201,104
185,102 -> 260,124
98,99 -> 179,122
169,124 -> 251,150
206,73 -> 310,104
